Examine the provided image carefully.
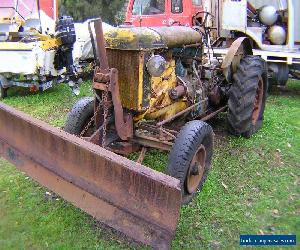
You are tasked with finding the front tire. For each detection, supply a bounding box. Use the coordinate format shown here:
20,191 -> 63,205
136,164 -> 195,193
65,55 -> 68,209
167,121 -> 214,204
0,85 -> 8,99
64,97 -> 94,135
228,56 -> 268,138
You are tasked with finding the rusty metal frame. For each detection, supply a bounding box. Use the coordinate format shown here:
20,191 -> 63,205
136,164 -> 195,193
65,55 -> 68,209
132,134 -> 173,151
200,106 -> 228,121
0,103 -> 182,249
157,99 -> 208,127
91,18 -> 133,141
221,37 -> 253,82
221,37 -> 253,70
132,123 -> 179,152
132,102 -> 226,153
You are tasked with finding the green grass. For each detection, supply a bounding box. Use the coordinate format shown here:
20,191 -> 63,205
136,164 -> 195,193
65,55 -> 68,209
0,81 -> 299,249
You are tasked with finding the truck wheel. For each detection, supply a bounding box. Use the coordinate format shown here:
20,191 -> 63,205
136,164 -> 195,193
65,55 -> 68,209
0,85 -> 8,99
167,121 -> 213,204
268,63 -> 289,87
64,97 -> 94,135
228,56 -> 268,138
290,65 -> 300,80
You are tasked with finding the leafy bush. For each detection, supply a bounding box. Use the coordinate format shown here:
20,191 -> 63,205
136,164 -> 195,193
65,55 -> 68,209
59,0 -> 127,25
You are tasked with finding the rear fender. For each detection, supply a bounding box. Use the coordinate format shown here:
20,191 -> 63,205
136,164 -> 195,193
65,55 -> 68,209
222,37 -> 253,82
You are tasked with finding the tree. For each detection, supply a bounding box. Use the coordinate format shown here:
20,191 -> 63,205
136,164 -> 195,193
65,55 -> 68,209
59,0 -> 127,25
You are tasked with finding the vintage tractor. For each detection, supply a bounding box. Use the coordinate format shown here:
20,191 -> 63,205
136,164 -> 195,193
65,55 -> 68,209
0,18 -> 269,248
64,19 -> 268,204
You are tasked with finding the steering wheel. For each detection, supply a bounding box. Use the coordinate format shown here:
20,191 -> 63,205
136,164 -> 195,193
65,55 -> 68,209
192,11 -> 214,28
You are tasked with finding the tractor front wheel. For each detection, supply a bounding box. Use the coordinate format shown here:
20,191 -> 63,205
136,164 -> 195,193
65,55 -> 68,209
64,97 -> 95,136
0,85 -> 8,99
166,120 -> 213,204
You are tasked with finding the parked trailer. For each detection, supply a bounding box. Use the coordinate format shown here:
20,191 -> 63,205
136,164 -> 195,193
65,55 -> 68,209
0,0 -> 81,98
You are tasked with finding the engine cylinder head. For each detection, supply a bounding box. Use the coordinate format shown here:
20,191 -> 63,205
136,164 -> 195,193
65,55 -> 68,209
268,25 -> 286,45
259,5 -> 278,26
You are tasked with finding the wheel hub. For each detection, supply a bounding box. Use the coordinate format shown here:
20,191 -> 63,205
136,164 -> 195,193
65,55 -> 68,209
186,145 -> 206,194
252,76 -> 264,125
190,164 -> 200,176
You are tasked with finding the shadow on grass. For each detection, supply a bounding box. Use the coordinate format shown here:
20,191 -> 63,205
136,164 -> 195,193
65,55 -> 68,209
5,84 -> 63,99
269,80 -> 300,98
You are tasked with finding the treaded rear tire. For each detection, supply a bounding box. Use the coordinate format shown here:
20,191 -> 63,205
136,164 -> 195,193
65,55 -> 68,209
64,97 -> 94,135
227,55 -> 268,138
167,121 -> 213,204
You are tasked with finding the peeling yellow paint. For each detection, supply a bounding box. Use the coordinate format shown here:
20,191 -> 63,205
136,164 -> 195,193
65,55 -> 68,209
0,42 -> 35,50
133,57 -> 187,122
0,37 -> 60,51
104,27 -> 163,50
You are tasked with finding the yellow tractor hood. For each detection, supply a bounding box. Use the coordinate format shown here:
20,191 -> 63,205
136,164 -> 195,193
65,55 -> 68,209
104,26 -> 202,50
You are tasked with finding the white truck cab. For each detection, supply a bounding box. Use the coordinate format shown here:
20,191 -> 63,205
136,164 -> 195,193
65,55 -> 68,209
205,0 -> 300,86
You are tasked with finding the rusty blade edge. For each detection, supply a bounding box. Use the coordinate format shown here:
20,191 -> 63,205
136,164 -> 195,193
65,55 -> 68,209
0,102 -> 182,249
0,102 -> 180,188
0,102 -> 182,232
0,140 -> 174,250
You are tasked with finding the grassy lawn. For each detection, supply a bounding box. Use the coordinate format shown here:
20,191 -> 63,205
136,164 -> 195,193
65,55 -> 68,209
0,81 -> 299,250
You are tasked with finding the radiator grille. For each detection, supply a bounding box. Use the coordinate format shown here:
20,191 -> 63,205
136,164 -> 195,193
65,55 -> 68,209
107,49 -> 145,111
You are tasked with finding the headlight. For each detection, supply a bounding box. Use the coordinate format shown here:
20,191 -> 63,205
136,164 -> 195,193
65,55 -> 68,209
146,55 -> 166,77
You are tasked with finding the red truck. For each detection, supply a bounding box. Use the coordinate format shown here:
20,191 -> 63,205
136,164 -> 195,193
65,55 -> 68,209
125,0 -> 204,27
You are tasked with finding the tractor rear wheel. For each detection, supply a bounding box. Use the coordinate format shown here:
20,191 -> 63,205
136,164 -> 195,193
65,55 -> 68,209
166,121 -> 213,204
64,97 -> 95,136
227,56 -> 268,138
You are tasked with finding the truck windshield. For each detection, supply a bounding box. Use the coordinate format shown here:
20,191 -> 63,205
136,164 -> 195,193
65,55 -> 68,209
171,0 -> 183,13
132,0 -> 165,15
0,0 -> 38,20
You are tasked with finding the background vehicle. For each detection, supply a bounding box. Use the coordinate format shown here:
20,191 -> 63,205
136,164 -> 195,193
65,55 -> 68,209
0,0 -> 81,98
126,0 -> 204,26
125,0 -> 300,86
0,0 -> 58,34
209,0 -> 300,86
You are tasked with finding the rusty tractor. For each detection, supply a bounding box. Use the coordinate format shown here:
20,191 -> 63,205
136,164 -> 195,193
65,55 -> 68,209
0,18 -> 268,249
65,19 -> 268,204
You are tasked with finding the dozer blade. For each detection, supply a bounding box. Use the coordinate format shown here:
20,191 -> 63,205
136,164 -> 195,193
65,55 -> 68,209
0,103 -> 181,249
